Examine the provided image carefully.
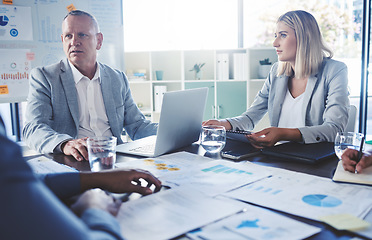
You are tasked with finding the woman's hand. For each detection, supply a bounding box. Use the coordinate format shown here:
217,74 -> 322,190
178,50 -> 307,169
247,127 -> 302,148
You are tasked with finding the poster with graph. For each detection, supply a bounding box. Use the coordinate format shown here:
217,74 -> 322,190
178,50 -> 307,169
0,49 -> 31,103
0,0 -> 123,103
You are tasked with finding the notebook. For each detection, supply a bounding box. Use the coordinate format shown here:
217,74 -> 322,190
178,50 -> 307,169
261,141 -> 336,164
332,160 -> 372,186
116,88 -> 208,157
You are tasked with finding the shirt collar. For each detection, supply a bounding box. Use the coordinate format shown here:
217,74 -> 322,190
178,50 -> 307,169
68,60 -> 101,84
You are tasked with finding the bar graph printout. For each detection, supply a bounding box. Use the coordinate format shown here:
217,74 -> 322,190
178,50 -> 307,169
0,49 -> 31,103
188,201 -> 321,240
162,159 -> 272,196
117,152 -> 272,196
223,169 -> 372,221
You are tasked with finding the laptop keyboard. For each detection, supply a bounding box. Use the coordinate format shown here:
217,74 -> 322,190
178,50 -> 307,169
129,143 -> 155,154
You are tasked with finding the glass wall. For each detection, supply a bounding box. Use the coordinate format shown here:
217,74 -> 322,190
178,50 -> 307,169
123,0 -> 238,51
242,0 -> 362,132
124,0 -> 363,133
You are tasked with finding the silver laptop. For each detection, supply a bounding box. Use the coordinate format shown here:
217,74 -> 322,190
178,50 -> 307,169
116,87 -> 208,157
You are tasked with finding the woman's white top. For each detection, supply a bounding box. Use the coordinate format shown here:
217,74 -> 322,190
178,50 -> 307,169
278,88 -> 305,128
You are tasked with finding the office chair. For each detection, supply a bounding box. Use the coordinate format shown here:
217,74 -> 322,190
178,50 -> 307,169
344,105 -> 357,133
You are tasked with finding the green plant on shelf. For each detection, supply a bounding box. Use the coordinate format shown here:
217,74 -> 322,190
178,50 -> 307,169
189,63 -> 205,73
259,58 -> 272,65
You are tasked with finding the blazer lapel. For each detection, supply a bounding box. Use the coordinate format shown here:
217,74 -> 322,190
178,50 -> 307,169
60,59 -> 80,130
99,64 -> 120,136
271,75 -> 288,126
301,74 -> 317,121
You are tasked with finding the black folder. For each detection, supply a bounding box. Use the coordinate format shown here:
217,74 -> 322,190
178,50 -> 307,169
261,141 -> 336,164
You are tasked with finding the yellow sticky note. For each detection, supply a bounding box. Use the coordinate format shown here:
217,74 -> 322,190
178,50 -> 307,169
0,85 -> 9,94
3,0 -> 13,5
320,214 -> 371,231
66,4 -> 76,12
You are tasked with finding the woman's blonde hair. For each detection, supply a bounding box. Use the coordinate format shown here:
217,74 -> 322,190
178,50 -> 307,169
276,10 -> 333,78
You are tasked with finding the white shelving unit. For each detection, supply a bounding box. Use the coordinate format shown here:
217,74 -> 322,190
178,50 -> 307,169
124,48 -> 276,130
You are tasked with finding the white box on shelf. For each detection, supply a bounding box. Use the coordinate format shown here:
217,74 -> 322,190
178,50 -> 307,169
216,53 -> 229,80
154,85 -> 167,112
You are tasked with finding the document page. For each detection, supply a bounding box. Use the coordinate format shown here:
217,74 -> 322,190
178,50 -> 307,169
162,160 -> 272,196
27,156 -> 78,174
188,201 -> 321,240
115,151 -> 211,179
223,169 -> 372,221
116,187 -> 244,240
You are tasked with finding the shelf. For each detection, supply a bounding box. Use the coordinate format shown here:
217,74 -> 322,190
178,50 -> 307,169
125,48 -> 276,124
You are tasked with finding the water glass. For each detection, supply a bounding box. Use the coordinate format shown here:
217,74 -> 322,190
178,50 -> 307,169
87,136 -> 117,172
201,125 -> 226,154
334,132 -> 364,160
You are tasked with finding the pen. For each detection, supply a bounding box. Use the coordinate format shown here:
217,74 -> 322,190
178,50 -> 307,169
355,136 -> 365,173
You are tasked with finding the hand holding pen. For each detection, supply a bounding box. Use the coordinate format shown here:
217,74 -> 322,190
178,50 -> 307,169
341,136 -> 371,173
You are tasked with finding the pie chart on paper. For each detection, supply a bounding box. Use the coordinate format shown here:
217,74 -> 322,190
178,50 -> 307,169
302,194 -> 342,208
0,16 -> 9,26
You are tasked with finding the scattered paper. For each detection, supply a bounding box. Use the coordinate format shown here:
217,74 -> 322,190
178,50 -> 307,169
117,187 -> 244,240
163,159 -> 272,196
115,151 -> 211,178
27,156 -> 78,174
223,169 -> 372,221
190,202 -> 321,240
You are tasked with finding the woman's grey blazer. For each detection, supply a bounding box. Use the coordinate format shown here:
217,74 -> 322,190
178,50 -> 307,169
23,59 -> 157,154
227,58 -> 350,143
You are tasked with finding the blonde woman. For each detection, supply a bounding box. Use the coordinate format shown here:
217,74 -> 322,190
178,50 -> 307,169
203,10 -> 349,148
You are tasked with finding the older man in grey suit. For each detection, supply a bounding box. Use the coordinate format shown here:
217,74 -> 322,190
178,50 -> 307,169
23,10 -> 157,161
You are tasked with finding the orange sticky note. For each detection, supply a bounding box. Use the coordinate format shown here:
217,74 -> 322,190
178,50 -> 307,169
3,0 -> 13,4
0,85 -> 9,94
66,4 -> 76,12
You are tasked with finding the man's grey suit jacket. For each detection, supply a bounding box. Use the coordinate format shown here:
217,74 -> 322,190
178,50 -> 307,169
23,59 -> 157,154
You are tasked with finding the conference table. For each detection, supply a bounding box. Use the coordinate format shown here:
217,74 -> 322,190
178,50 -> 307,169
41,139 -> 371,240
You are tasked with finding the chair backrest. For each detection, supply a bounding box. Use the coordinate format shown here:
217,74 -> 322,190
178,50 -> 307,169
345,105 -> 357,133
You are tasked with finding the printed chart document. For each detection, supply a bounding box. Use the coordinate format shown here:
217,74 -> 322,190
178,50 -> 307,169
332,160 -> 372,186
162,159 -> 272,196
115,151 -> 211,179
188,201 -> 321,240
116,187 -> 244,240
27,156 -> 78,174
223,169 -> 372,221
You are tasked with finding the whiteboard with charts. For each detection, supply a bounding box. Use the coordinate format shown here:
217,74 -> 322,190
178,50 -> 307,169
0,0 -> 123,103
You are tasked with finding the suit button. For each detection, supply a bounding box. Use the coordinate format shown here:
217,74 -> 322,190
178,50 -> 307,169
316,137 -> 320,141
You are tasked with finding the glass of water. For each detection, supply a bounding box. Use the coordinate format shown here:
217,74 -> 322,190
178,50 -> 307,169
201,125 -> 226,154
87,136 -> 117,172
334,132 -> 364,160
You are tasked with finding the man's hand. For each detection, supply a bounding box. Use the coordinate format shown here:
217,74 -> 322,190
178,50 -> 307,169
80,169 -> 162,196
61,138 -> 88,161
70,189 -> 121,217
202,119 -> 232,130
341,148 -> 372,173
